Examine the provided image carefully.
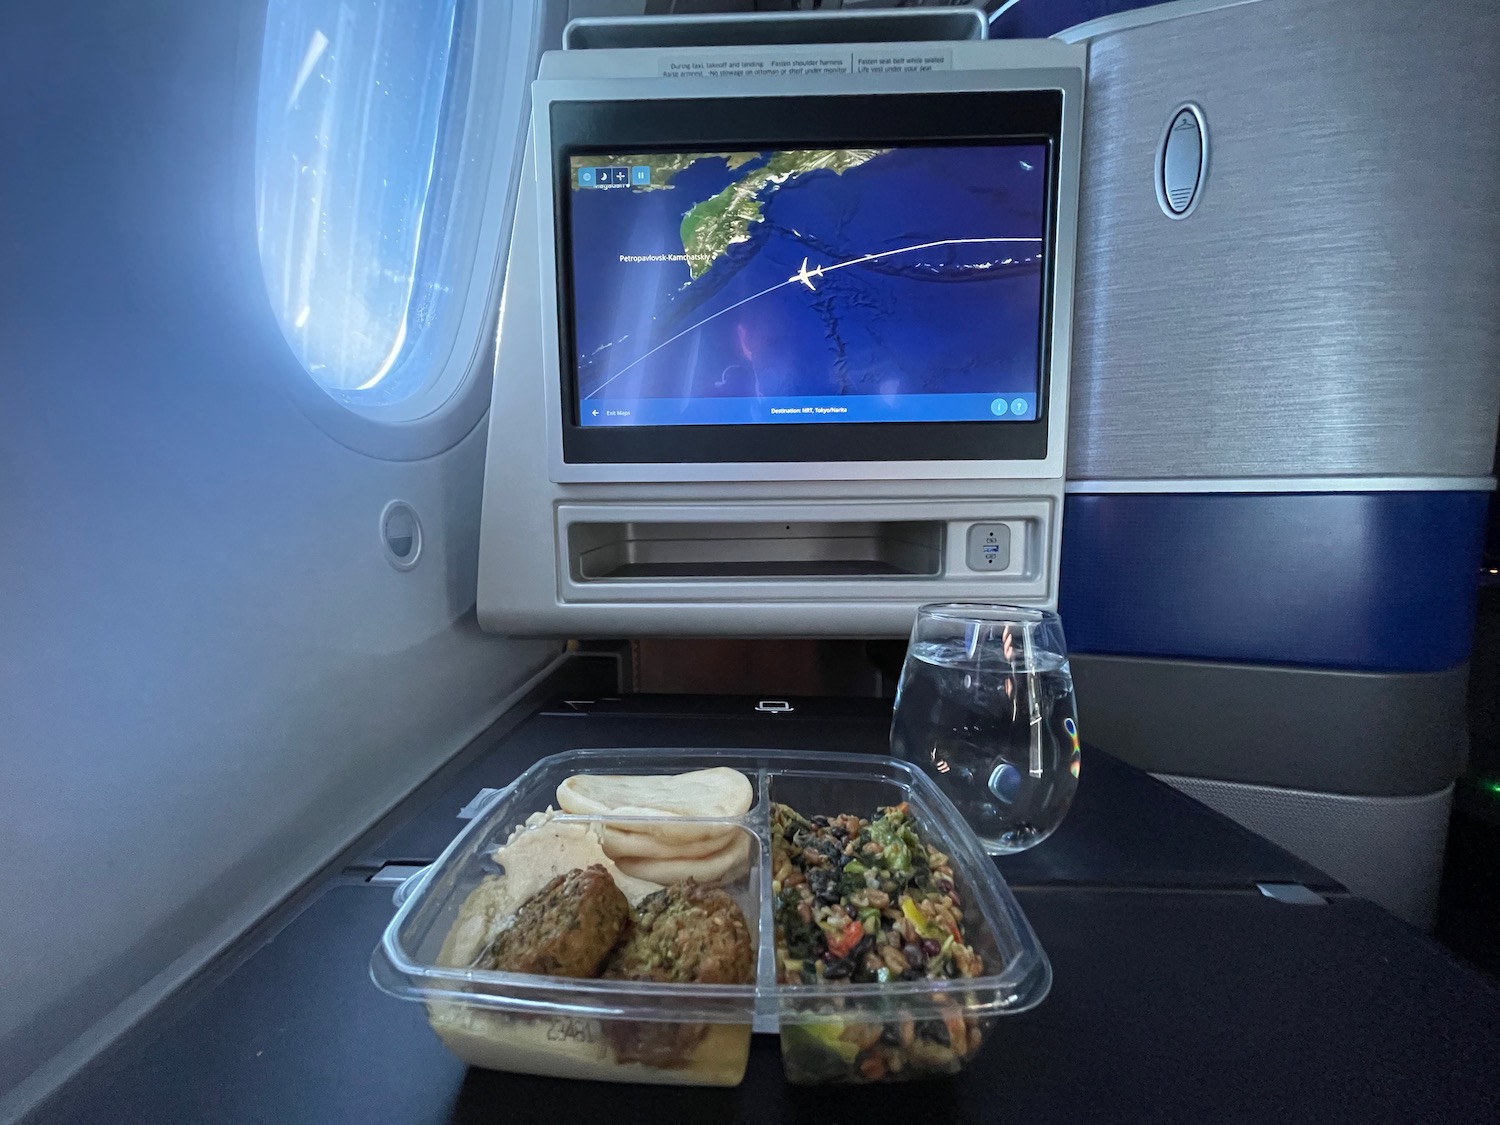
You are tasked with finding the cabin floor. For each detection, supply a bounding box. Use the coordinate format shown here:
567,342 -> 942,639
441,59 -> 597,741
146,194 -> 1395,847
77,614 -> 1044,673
1437,583 -> 1500,983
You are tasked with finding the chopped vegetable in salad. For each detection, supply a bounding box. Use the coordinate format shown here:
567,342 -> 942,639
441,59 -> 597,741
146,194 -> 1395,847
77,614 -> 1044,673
772,802 -> 983,987
771,801 -> 987,1081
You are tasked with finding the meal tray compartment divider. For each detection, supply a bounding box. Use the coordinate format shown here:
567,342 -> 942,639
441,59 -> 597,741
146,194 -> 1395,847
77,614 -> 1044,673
752,769 -> 778,1033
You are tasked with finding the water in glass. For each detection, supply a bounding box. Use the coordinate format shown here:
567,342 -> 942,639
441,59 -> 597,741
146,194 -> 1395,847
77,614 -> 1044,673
891,605 -> 1080,853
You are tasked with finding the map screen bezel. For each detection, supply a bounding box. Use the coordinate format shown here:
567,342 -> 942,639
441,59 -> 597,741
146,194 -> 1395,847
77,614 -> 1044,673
551,91 -> 1063,465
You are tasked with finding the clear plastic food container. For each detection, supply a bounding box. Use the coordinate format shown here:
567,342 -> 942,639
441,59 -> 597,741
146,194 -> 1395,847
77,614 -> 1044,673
371,749 -> 1051,1086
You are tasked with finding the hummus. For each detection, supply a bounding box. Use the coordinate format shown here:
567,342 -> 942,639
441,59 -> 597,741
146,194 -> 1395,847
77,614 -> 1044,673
436,812 -> 663,969
427,1006 -> 751,1087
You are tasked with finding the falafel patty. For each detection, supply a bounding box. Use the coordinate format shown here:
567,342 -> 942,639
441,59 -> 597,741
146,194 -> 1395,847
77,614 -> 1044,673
602,881 -> 754,985
476,864 -> 631,978
600,881 -> 755,1069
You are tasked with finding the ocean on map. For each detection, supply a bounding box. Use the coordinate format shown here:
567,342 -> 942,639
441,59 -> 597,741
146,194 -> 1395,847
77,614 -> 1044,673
569,143 -> 1048,412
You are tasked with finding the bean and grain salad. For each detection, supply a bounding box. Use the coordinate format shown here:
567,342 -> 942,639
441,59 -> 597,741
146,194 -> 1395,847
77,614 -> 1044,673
771,801 -> 985,1081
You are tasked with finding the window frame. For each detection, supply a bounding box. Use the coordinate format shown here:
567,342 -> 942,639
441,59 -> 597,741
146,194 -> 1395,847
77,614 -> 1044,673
242,0 -> 546,460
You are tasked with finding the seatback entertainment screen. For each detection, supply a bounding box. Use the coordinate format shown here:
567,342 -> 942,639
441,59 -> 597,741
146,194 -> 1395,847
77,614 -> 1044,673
565,143 -> 1049,428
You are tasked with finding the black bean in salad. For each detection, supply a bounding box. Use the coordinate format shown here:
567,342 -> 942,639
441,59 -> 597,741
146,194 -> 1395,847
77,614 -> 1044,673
771,801 -> 986,1083
772,802 -> 982,986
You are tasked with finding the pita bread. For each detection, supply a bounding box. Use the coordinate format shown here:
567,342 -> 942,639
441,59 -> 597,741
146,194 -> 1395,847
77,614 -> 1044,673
556,767 -> 753,821
613,831 -> 752,885
601,821 -> 738,860
598,806 -> 741,847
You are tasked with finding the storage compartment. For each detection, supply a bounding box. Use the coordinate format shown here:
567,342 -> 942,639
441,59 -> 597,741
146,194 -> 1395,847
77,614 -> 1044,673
569,521 -> 944,581
372,748 -> 1051,1087
766,770 -> 1034,1083
422,817 -> 761,1087
376,791 -> 762,1087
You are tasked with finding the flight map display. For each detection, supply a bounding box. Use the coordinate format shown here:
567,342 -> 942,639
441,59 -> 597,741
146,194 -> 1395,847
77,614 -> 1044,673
566,143 -> 1049,428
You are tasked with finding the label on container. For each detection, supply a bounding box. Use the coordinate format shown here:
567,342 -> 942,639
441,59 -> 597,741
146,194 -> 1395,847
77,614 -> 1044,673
545,1017 -> 600,1044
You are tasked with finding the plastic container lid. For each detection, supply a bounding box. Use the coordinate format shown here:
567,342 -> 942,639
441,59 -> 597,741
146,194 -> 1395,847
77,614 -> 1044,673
371,748 -> 1051,1080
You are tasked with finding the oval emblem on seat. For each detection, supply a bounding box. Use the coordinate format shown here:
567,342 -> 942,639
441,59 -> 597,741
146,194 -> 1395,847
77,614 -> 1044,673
1157,103 -> 1207,219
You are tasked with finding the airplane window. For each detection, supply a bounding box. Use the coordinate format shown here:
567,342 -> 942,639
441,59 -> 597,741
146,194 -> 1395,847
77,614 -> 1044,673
256,0 -> 465,402
254,0 -> 541,440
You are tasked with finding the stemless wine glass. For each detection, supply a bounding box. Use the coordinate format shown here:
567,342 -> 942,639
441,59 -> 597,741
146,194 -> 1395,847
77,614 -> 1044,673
891,603 -> 1081,853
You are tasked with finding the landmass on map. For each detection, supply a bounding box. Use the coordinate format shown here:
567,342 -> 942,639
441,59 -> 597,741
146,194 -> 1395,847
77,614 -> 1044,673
570,149 -> 892,280
678,149 -> 888,279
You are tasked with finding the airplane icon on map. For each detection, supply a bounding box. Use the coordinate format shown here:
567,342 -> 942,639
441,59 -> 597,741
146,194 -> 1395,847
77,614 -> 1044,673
790,257 -> 824,291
